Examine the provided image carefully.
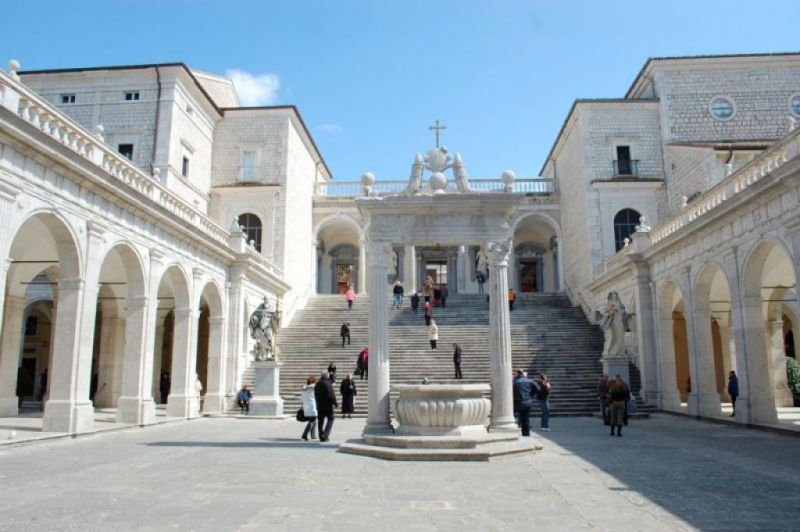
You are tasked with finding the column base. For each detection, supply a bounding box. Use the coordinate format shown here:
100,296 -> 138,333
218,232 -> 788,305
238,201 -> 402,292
166,394 -> 200,419
363,421 -> 395,436
687,393 -> 722,417
0,395 -> 19,417
747,394 -> 779,425
250,397 -> 284,416
42,400 -> 95,433
774,387 -> 794,408
201,392 -> 226,414
488,418 -> 519,433
115,396 -> 156,425
600,357 -> 631,385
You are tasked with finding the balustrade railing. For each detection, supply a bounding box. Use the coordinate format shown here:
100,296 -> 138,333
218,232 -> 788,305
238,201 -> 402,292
316,178 -> 556,198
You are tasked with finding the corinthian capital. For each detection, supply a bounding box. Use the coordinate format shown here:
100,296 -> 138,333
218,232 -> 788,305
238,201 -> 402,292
486,239 -> 513,266
366,240 -> 393,268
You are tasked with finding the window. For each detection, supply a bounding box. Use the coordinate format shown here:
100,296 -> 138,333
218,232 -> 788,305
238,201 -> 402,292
181,156 -> 190,178
238,213 -> 263,252
241,151 -> 256,181
790,94 -> 800,118
118,144 -> 134,161
124,91 -> 140,101
709,97 -> 735,120
60,94 -> 76,104
24,316 -> 38,337
613,208 -> 642,252
615,146 -> 632,175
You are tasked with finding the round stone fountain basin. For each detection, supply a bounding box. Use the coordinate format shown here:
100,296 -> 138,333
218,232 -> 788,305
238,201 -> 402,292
392,384 -> 491,437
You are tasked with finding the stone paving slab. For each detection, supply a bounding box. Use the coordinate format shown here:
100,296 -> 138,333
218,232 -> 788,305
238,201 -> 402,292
1,414 -> 799,530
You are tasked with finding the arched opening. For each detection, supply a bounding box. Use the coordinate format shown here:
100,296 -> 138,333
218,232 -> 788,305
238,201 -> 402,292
657,280 -> 687,410
196,282 -> 225,413
614,208 -> 642,252
1,212 -> 83,432
741,240 -> 798,423
238,213 -> 263,253
511,214 -> 560,292
315,218 -> 362,294
20,297 -> 54,410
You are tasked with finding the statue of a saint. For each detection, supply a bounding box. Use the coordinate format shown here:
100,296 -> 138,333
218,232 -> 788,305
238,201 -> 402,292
595,291 -> 630,358
390,248 -> 398,277
453,152 -> 472,193
404,153 -> 424,195
476,246 -> 489,277
249,296 -> 282,361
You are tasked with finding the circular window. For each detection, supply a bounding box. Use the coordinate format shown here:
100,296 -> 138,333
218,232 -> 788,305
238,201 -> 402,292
789,94 -> 800,118
709,97 -> 735,120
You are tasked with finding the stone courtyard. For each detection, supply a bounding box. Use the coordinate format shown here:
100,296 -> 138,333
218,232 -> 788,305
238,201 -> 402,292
1,416 -> 799,531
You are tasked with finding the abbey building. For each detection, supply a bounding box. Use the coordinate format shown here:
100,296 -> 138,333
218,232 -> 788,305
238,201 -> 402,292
0,52 -> 798,434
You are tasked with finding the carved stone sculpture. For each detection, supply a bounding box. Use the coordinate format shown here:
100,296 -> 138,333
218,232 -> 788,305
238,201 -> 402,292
453,152 -> 472,193
595,291 -> 630,358
423,146 -> 453,173
404,154 -> 424,195
249,296 -> 282,361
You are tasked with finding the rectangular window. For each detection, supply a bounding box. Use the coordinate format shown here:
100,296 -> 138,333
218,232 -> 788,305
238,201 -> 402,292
615,145 -> 632,175
181,156 -> 190,178
241,151 -> 256,181
118,144 -> 134,161
124,91 -> 140,101
60,94 -> 76,104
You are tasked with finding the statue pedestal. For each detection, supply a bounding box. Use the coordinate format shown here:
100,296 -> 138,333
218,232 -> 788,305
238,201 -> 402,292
249,361 -> 284,416
600,355 -> 632,386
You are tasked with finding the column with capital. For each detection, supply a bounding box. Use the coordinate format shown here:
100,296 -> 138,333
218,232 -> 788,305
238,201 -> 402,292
0,295 -> 25,416
166,306 -> 198,418
363,240 -> 394,435
487,239 -> 518,432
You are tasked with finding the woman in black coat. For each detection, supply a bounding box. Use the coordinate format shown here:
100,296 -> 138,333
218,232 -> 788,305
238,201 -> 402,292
340,374 -> 357,418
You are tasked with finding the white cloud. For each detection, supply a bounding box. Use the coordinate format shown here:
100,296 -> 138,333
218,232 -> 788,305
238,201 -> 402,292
225,69 -> 280,106
315,124 -> 343,133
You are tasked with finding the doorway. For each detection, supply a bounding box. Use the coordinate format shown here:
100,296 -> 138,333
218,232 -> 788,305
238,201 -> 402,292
519,260 -> 539,292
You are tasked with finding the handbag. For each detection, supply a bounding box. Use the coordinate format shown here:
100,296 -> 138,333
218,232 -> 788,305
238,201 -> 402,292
296,407 -> 306,422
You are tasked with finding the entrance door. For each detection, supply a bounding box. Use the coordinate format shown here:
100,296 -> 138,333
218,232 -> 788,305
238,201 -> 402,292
336,264 -> 354,294
520,260 -> 539,292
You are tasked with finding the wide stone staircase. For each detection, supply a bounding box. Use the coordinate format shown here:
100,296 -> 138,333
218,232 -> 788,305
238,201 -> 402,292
251,292 -> 640,418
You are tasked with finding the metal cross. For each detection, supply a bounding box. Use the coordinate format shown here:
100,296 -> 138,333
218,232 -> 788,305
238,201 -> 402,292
428,119 -> 446,148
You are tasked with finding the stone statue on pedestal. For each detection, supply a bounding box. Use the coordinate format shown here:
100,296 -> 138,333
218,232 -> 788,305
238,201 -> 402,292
453,152 -> 472,193
249,297 -> 282,361
596,291 -> 630,357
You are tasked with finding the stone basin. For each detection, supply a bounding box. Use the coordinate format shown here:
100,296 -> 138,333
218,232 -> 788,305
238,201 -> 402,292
392,384 -> 491,437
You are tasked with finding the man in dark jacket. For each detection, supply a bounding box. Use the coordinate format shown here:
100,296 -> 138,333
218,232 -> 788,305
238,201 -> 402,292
410,292 -> 420,315
340,322 -> 350,348
452,343 -> 463,379
727,370 -> 739,417
512,369 -> 539,436
314,372 -> 338,441
440,285 -> 448,308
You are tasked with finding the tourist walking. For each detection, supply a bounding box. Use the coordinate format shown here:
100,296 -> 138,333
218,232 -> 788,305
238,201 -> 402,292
314,372 -> 338,441
453,342 -> 463,379
513,369 -> 540,437
340,374 -> 357,418
508,288 -> 516,311
345,286 -> 356,311
393,281 -> 404,309
194,373 -> 203,415
424,301 -> 433,326
357,347 -> 369,380
537,374 -> 551,431
476,271 -> 485,294
608,375 -> 629,437
598,373 -> 610,422
440,285 -> 448,308
327,361 -> 338,383
428,319 -> 439,350
340,322 -> 350,348
236,385 -> 252,414
728,370 -> 739,417
410,292 -> 420,315
159,371 -> 170,405
301,376 -> 318,441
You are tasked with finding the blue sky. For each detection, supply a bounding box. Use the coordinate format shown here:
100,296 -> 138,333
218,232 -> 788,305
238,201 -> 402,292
2,0 -> 799,180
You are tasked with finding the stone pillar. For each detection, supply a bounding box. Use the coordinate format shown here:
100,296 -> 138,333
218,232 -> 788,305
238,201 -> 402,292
203,316 -> 227,413
116,296 -> 156,425
487,239 -> 517,432
0,296 -> 25,416
363,240 -> 393,435
0,183 -> 20,336
358,239 -> 367,294
656,313 -> 681,411
457,246 -> 467,293
405,246 -> 417,293
249,361 -> 284,415
690,300 -> 723,417
166,307 -> 199,418
94,316 -> 124,408
629,255 -> 659,404
766,320 -> 793,407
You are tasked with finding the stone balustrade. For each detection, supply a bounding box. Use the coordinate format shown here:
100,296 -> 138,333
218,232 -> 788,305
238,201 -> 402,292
315,178 -> 556,198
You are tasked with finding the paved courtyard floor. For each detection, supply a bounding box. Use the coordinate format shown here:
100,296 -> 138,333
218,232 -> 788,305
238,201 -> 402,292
1,414 -> 799,531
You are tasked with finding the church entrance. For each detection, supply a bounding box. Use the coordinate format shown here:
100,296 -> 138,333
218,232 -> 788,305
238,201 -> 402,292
519,260 -> 539,292
336,264 -> 354,294
425,260 -> 448,287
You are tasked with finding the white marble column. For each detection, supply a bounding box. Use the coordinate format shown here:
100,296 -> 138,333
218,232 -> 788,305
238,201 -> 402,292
94,315 -> 124,408
0,184 -> 19,336
740,293 -> 777,424
487,239 -> 517,432
363,240 -> 394,435
116,295 -> 156,425
656,313 -> 681,411
358,239 -> 367,294
630,257 -> 659,405
405,246 -> 416,292
691,301 -> 723,417
0,296 -> 25,415
457,246 -> 467,293
166,307 -> 199,418
767,320 -> 793,407
203,316 -> 227,413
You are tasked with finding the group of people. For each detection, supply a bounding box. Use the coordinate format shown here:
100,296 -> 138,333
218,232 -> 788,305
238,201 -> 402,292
597,373 -> 634,437
512,370 -> 551,436
298,367 -> 359,441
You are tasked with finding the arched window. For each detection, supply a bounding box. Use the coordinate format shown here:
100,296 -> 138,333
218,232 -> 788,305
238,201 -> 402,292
613,208 -> 641,252
238,213 -> 263,252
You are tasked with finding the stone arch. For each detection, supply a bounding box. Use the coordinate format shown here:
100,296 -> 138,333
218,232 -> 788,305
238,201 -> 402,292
315,216 -> 363,294
511,212 -> 562,292
613,208 -> 642,252
195,280 -> 226,413
657,279 -> 686,410
237,212 -> 263,253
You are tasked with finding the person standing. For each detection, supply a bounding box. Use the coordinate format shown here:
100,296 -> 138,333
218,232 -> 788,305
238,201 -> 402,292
428,319 -> 439,350
476,271 -> 485,294
236,385 -> 252,414
508,288 -> 516,311
340,374 -> 357,419
392,281 -> 404,310
345,286 -> 356,311
513,369 -> 540,437
194,373 -> 204,415
357,347 -> 369,381
314,372 -> 338,442
728,370 -> 739,417
452,343 -> 463,379
410,292 -> 420,315
327,362 -> 338,383
440,285 -> 448,308
423,301 -> 433,326
608,375 -> 628,437
159,371 -> 170,405
537,374 -> 551,431
340,322 -> 350,348
598,374 -> 610,422
301,376 -> 318,441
